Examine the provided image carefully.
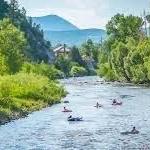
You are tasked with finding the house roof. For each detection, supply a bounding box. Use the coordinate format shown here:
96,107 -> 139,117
53,46 -> 71,53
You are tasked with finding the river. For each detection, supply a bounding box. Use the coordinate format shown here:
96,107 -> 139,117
0,76 -> 150,150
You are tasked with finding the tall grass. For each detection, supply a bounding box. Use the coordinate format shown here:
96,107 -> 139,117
0,73 -> 66,121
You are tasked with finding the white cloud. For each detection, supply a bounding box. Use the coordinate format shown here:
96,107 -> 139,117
24,0 -> 110,29
18,0 -> 149,29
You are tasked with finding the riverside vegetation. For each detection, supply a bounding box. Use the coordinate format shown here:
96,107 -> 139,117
1,0 -> 149,124
0,0 -> 67,124
98,13 -> 150,84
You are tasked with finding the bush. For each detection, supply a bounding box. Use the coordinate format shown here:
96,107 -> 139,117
98,63 -> 117,81
21,62 -> 64,79
0,73 -> 66,118
70,66 -> 88,77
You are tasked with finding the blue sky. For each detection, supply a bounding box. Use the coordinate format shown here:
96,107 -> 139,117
17,0 -> 149,29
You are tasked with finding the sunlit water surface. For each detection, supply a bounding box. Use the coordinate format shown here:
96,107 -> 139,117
0,76 -> 150,150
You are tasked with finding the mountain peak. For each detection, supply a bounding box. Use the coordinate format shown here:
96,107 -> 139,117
32,15 -> 79,31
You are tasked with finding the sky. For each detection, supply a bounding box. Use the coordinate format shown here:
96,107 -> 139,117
16,0 -> 150,29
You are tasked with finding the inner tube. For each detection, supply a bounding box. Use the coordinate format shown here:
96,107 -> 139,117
68,117 -> 83,121
94,105 -> 103,108
121,131 -> 139,135
64,101 -> 69,103
62,110 -> 72,112
112,102 -> 122,106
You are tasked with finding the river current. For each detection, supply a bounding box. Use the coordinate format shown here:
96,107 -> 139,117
0,76 -> 150,150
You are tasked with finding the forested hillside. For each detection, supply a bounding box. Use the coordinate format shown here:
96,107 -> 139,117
0,0 -> 54,63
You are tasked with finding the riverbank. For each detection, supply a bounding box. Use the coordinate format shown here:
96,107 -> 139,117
0,73 -> 67,126
0,100 -> 60,125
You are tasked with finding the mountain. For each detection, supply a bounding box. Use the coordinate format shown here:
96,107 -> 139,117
32,15 -> 106,46
44,29 -> 106,46
32,15 -> 79,31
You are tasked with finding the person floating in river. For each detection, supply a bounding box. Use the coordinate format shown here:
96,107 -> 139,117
64,107 -> 67,111
131,126 -> 138,133
112,99 -> 117,104
68,115 -> 72,119
96,102 -> 99,108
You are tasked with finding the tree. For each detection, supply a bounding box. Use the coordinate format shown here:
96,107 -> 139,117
80,39 -> 94,57
98,14 -> 149,83
146,14 -> 150,37
106,14 -> 143,42
70,46 -> 84,66
9,0 -> 19,22
0,0 -> 9,20
0,19 -> 26,74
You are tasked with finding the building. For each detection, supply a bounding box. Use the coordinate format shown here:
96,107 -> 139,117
53,44 -> 71,56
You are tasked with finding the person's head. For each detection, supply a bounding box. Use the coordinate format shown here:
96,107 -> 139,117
133,126 -> 136,129
64,107 -> 66,109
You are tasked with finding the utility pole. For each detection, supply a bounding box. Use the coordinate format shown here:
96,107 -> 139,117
143,10 -> 148,36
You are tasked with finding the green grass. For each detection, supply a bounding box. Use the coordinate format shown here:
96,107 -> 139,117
0,73 -> 66,123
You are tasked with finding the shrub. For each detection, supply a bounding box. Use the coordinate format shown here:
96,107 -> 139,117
21,62 -> 64,79
70,66 -> 88,77
0,73 -> 66,117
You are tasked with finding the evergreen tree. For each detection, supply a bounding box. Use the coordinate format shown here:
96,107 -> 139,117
9,0 -> 19,22
0,0 -> 9,20
70,46 -> 84,66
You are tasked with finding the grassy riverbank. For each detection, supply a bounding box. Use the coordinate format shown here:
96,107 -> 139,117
0,73 -> 66,125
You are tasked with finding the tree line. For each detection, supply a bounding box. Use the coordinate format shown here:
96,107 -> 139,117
98,13 -> 150,84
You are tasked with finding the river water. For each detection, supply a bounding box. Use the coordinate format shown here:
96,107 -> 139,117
0,76 -> 150,150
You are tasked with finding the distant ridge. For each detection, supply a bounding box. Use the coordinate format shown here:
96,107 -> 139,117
32,15 -> 79,31
44,29 -> 106,46
32,15 -> 106,46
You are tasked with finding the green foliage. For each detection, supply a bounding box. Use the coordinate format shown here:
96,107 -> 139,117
0,18 -> 26,74
80,39 -> 94,57
0,0 -> 9,20
70,66 -> 88,77
55,55 -> 71,77
69,46 -> 84,66
0,0 -> 53,62
0,73 -> 66,119
21,62 -> 64,80
0,1 -> 68,123
98,14 -> 150,84
80,39 -> 100,62
106,14 -> 143,42
98,63 -> 117,81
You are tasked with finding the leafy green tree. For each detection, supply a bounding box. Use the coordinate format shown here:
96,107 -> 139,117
98,14 -> 148,83
80,39 -> 94,57
106,14 -> 143,42
0,19 -> 26,74
111,41 -> 130,81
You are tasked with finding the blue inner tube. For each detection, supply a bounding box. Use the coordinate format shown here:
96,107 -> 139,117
121,131 -> 139,135
68,118 -> 83,121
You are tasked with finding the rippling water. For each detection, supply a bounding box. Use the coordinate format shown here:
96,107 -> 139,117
0,76 -> 150,150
